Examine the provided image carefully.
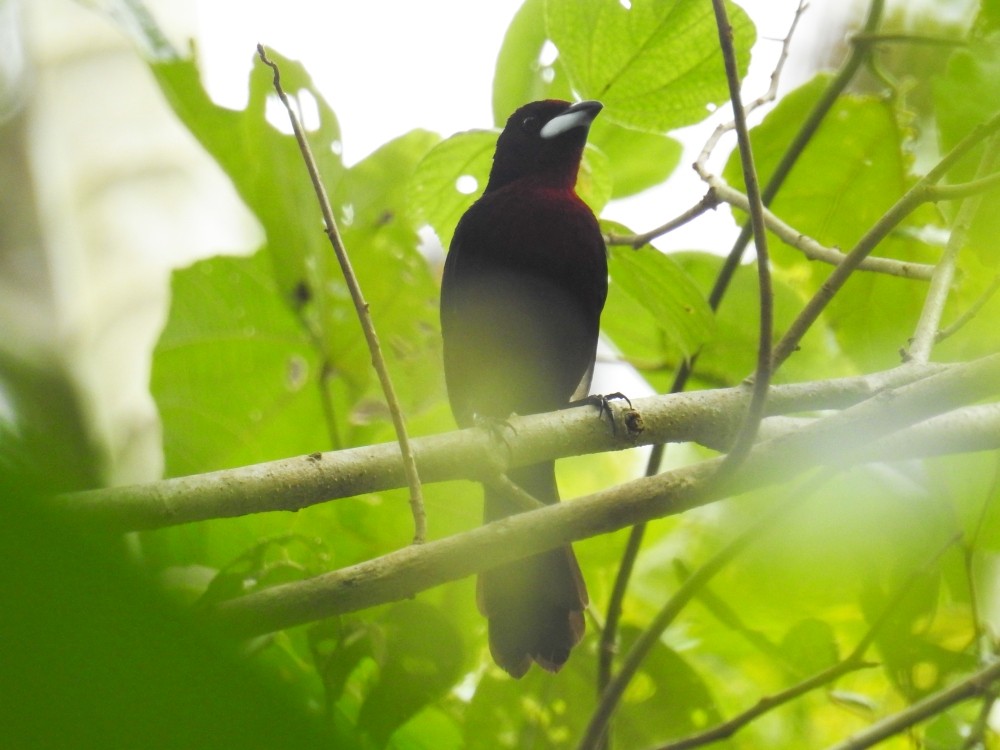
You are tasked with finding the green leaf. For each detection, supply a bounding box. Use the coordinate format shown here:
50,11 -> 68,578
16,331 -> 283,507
152,250 -> 324,477
410,130 -> 497,249
778,619 -> 838,676
606,243 -> 714,360
546,0 -> 756,132
975,1 -> 1000,39
591,119 -> 682,198
724,75 -> 938,371
603,250 -> 844,391
152,50 -> 443,449
153,51 -> 344,304
358,602 -> 466,747
934,35 -> 1000,263
492,0 -> 573,125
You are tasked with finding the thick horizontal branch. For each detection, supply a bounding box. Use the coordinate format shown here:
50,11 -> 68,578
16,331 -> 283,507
54,364 -> 949,531
209,354 -> 1000,637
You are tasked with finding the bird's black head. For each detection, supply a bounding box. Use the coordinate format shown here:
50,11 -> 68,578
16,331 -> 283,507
486,99 -> 603,192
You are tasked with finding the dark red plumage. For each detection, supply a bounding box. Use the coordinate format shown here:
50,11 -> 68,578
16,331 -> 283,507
440,100 -> 607,677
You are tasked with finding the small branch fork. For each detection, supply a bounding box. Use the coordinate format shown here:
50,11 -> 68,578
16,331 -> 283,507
255,45 -> 426,543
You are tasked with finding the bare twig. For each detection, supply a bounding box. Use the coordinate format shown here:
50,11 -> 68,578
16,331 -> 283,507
255,45 -> 427,543
936,274 -> 1000,343
705,178 -> 935,280
709,0 -> 773,480
604,191 -> 720,248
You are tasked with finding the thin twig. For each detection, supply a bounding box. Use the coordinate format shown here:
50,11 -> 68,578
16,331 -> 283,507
705,178 -> 935,280
927,169 -> 1000,201
907,134 -> 1000,363
580,481 -> 814,750
822,658 -> 1000,750
696,0 -> 809,171
604,191 -> 720,248
936,274 -> 1000,343
710,0 -> 772,480
653,533 -> 961,750
255,45 -> 427,544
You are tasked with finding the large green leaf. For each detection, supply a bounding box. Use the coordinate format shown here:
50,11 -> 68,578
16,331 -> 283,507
492,0 -> 574,125
606,242 -> 714,360
934,35 -> 1000,264
153,52 -> 437,412
493,0 -> 682,198
546,0 -> 755,132
602,249 -> 845,391
724,76 -> 939,371
591,119 -> 682,199
153,249 -> 323,477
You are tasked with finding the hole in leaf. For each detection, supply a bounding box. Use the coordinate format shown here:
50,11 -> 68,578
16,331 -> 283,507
455,175 -> 478,195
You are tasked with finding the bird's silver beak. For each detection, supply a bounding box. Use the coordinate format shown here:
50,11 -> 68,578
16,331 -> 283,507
539,100 -> 603,139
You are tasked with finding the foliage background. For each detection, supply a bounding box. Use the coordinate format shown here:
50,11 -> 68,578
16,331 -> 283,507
4,1 -> 1000,748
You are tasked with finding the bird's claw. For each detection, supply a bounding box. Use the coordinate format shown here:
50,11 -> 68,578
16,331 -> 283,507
569,392 -> 633,436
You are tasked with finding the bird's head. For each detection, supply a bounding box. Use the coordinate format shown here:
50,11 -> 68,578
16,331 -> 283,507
486,99 -> 603,192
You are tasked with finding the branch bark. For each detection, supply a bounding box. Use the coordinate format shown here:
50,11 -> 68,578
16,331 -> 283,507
55,363 -> 950,530
203,354 -> 1000,638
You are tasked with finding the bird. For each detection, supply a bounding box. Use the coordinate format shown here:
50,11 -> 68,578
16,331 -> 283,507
439,99 -> 608,677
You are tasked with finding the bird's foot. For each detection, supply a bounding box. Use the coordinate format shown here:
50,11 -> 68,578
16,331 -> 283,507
568,392 -> 632,435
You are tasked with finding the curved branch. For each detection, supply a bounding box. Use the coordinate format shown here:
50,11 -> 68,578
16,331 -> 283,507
706,178 -> 935,280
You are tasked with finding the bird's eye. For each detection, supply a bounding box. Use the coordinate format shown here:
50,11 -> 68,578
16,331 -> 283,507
521,116 -> 539,132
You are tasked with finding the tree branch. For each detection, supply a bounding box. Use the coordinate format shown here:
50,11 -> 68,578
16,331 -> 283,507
54,363 -> 950,530
703,178 -> 935,280
822,658 -> 1000,750
710,0 -> 772,481
604,191 -> 720,248
772,110 -> 1000,369
202,354 -> 1000,638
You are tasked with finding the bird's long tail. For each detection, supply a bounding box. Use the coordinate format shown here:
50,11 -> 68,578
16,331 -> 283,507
477,461 -> 588,677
